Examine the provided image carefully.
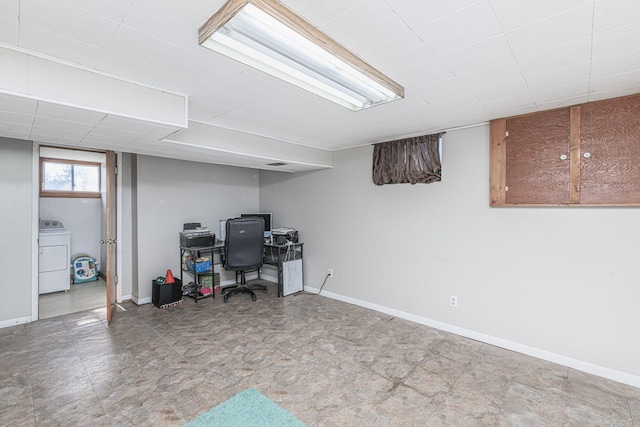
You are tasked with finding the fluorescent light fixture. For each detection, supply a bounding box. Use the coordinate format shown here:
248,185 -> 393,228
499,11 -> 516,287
198,0 -> 404,111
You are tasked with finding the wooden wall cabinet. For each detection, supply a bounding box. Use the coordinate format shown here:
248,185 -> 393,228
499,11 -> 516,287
490,93 -> 640,206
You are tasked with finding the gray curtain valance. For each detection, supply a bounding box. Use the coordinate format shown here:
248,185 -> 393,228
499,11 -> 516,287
372,133 -> 442,185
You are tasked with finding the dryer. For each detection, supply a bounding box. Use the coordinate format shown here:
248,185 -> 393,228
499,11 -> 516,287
39,220 -> 71,294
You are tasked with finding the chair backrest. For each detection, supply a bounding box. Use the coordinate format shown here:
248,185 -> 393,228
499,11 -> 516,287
223,217 -> 264,271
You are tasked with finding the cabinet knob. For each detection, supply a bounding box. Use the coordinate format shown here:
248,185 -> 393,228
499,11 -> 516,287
560,154 -> 568,160
584,152 -> 591,158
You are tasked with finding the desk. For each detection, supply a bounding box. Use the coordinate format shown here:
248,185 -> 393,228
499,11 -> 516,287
179,241 -> 303,299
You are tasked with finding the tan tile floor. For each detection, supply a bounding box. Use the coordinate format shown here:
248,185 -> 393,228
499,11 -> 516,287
1,280 -> 639,426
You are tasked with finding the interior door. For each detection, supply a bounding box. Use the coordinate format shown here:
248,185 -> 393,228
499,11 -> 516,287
105,150 -> 117,322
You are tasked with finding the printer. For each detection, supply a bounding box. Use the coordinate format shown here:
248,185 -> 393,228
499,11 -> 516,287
179,227 -> 215,247
271,227 -> 299,244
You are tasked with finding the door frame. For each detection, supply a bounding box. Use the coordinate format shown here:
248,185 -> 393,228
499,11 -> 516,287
31,143 -> 123,322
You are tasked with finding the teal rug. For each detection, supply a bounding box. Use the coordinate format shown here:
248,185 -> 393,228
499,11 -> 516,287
183,388 -> 307,427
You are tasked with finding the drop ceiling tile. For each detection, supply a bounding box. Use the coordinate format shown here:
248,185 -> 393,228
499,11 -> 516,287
188,98 -> 231,122
30,131 -> 86,145
391,57 -> 455,88
95,51 -> 167,87
414,1 -> 502,56
588,87 -> 640,103
0,110 -> 33,126
439,35 -> 513,76
473,78 -> 530,103
458,59 -> 522,91
161,49 -> 245,95
525,62 -> 591,92
531,80 -> 590,105
31,123 -> 91,140
413,78 -> 469,101
62,0 -> 135,23
384,0 -> 482,31
428,91 -> 482,111
286,0 -> 370,27
106,26 -> 187,71
0,1 -> 19,44
319,0 -> 411,55
0,94 -> 36,115
516,37 -> 592,77
591,48 -> 640,79
18,22 -> 105,68
505,3 -> 594,58
361,32 -> 436,76
536,94 -> 589,111
123,0 -> 204,49
593,0 -> 640,33
167,0 -> 227,18
20,0 -> 120,49
31,116 -> 95,134
482,94 -> 536,116
0,128 -> 32,140
592,22 -> 640,59
489,0 -> 593,32
35,102 -> 106,125
590,69 -> 640,93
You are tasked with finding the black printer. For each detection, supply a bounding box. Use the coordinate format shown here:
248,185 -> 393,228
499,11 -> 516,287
179,223 -> 215,247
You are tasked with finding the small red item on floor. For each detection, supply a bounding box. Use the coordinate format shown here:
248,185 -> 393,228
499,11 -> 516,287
165,269 -> 175,284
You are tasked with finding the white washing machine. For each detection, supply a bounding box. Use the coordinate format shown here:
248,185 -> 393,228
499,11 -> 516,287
39,219 -> 71,294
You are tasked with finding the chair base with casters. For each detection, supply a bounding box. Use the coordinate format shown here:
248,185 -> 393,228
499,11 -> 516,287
223,270 -> 268,302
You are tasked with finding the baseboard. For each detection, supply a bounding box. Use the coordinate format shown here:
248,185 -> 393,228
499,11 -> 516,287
0,316 -> 32,329
131,295 -> 152,305
307,286 -> 640,389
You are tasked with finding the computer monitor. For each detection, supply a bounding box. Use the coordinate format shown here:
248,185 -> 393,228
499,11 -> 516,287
240,213 -> 272,238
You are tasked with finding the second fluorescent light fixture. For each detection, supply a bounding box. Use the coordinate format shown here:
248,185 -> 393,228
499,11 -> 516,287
198,0 -> 404,111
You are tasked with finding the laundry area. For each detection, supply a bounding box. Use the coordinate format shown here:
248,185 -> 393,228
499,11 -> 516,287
38,147 -> 106,318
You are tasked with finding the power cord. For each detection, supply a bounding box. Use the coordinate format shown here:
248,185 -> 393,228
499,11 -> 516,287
298,273 -> 331,296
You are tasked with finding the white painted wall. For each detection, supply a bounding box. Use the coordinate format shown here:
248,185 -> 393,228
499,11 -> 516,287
40,198 -> 102,264
259,124 -> 640,386
135,155 -> 261,302
0,138 -> 33,325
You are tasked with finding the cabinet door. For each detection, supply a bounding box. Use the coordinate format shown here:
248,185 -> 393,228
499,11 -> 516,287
580,95 -> 640,204
505,108 -> 571,204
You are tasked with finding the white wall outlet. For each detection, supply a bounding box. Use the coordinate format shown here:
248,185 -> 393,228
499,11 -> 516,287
449,295 -> 458,308
328,268 -> 333,278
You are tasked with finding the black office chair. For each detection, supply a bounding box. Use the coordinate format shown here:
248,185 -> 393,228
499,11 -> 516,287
222,217 -> 268,302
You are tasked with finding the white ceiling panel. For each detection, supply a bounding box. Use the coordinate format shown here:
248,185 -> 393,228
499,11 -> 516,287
591,49 -> 640,79
505,3 -> 594,58
440,35 -> 513,76
384,0 -> 482,31
62,0 -> 136,23
516,38 -> 592,77
19,0 -> 120,49
0,0 -> 639,172
458,59 -> 523,92
525,62 -> 592,92
414,1 -> 503,56
489,0 -> 593,32
593,0 -> 640,33
592,22 -> 640,59
123,0 -> 206,49
318,0 -> 411,55
0,1 -> 19,44
17,22 -> 105,68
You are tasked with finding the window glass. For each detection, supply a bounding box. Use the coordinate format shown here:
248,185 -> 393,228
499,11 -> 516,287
41,159 -> 101,197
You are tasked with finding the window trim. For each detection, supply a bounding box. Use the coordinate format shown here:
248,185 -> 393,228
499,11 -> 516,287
39,157 -> 102,198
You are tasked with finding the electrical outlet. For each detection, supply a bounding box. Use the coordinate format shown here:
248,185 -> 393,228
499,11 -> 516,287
449,295 -> 458,308
328,268 -> 333,278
